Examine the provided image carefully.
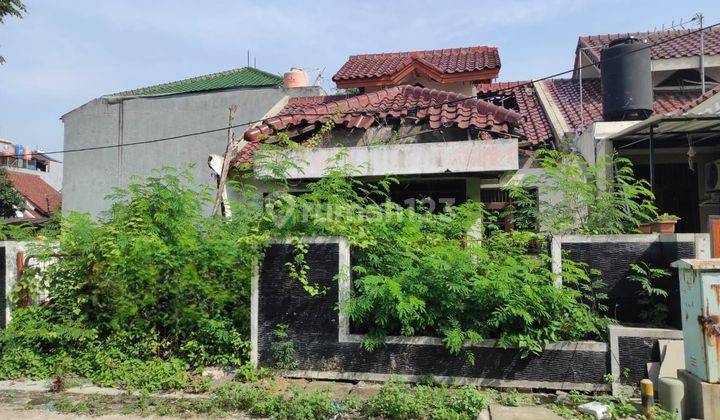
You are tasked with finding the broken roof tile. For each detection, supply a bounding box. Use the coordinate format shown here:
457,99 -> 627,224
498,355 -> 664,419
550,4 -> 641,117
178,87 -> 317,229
234,85 -> 522,166
476,81 -> 554,145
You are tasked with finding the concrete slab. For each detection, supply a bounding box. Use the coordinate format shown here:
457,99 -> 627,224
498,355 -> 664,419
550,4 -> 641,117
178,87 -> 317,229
658,340 -> 685,379
0,380 -> 49,393
348,382 -> 382,398
64,385 -> 126,396
488,404 -> 563,420
646,362 -> 660,390
303,380 -> 355,399
678,369 -> 720,420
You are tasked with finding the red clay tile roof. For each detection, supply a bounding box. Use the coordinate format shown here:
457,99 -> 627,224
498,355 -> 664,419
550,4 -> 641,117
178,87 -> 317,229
476,81 -> 553,145
235,85 -> 522,166
576,28 -> 720,71
4,171 -> 61,217
333,47 -> 500,88
542,78 -> 708,131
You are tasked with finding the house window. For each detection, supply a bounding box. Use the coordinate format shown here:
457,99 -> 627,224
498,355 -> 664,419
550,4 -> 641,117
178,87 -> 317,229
481,187 -> 538,231
389,179 -> 466,213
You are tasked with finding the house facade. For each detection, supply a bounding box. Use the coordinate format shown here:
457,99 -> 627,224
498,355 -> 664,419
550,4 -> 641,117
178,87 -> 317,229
230,47 -> 532,213
227,31 -> 719,250
61,67 -> 324,217
566,29 -> 720,241
0,139 -> 63,191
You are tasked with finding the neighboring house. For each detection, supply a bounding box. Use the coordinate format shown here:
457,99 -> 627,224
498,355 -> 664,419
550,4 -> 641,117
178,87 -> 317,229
1,139 -> 63,191
573,28 -> 720,86
3,170 -> 61,221
62,66 -> 324,217
332,46 -> 501,96
562,29 -> 720,236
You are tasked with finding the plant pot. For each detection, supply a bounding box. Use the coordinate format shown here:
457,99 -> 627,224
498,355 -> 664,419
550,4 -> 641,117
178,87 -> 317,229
639,223 -> 653,234
652,220 -> 677,234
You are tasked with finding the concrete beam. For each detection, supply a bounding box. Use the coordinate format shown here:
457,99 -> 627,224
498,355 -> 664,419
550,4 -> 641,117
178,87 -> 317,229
255,139 -> 519,179
651,55 -> 720,72
533,81 -> 572,142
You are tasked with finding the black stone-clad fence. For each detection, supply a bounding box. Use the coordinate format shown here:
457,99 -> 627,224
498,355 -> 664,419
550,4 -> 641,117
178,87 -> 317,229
251,235 -> 708,393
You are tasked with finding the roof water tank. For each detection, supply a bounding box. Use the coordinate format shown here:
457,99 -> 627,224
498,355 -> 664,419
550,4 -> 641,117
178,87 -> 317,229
14,144 -> 24,159
0,142 -> 12,157
600,37 -> 653,121
283,68 -> 309,88
23,146 -> 32,161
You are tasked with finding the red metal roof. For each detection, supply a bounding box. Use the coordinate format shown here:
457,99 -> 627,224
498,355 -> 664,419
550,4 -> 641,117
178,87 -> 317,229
4,171 -> 61,217
542,78 -> 708,131
476,82 -> 553,144
577,28 -> 720,70
235,85 -> 522,166
333,46 -> 500,88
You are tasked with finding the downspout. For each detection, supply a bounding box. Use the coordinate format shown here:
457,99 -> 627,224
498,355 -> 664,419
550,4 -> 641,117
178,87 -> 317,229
649,124 -> 655,194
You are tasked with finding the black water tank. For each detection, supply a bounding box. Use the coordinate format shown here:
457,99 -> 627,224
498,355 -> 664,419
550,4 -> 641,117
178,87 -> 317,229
600,37 -> 653,121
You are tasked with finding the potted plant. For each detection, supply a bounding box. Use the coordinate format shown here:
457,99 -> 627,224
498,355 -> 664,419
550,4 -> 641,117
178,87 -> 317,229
638,222 -> 653,234
652,213 -> 680,234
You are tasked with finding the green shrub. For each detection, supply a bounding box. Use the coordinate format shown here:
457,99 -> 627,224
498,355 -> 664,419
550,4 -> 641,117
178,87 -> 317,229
0,168 -> 256,389
259,160 -> 611,356
363,378 -> 487,419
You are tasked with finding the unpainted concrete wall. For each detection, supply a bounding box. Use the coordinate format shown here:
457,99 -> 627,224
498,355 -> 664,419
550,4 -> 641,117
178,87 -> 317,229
62,86 -> 323,217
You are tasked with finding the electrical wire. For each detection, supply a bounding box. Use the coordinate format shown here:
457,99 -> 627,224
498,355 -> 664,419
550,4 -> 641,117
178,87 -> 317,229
8,20 -> 720,161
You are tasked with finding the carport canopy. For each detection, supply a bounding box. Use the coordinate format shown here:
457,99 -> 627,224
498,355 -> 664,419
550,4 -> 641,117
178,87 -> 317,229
606,113 -> 720,192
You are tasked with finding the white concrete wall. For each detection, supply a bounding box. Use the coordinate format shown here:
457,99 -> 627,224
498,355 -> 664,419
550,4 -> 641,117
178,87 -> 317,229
61,86 -> 323,217
254,139 -> 518,180
1,241 -> 27,327
6,164 -> 63,192
575,121 -> 638,165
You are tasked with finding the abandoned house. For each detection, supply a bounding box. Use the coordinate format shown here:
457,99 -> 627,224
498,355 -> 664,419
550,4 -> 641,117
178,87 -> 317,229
225,29 -> 720,254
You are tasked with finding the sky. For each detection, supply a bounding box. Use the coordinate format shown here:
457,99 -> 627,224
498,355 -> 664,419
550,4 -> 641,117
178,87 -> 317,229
0,0 -> 718,157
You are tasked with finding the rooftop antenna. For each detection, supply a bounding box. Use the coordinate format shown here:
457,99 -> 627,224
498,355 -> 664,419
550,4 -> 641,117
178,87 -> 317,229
247,50 -> 250,67
254,56 -> 257,68
313,67 -> 325,86
696,12 -> 706,94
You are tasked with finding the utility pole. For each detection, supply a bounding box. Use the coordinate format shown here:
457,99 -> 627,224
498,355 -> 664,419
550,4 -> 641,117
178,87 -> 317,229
212,106 -> 237,216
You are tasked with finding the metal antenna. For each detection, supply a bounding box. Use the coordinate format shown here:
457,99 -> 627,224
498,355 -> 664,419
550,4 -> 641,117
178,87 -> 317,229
697,12 -> 706,94
313,67 -> 325,86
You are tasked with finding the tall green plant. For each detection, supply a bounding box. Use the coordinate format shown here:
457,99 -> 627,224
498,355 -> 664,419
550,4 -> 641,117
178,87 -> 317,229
247,151 -> 611,356
627,262 -> 670,327
505,149 -> 657,235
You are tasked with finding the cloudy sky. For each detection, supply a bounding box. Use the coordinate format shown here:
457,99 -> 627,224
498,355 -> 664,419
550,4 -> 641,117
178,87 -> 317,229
0,0 -> 717,156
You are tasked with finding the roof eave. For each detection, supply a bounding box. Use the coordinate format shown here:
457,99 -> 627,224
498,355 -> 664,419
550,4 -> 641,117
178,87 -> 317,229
334,68 -> 500,89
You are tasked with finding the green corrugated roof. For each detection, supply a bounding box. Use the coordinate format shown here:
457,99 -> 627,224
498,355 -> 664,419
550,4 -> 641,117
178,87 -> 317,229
106,66 -> 283,97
